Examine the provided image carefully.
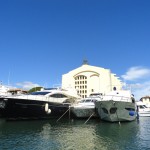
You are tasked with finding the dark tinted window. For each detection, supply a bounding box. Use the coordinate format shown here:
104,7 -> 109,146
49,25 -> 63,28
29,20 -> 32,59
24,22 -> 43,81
110,107 -> 117,114
102,108 -> 108,114
143,105 -> 148,108
80,100 -> 85,103
90,93 -> 102,96
125,108 -> 135,111
85,99 -> 92,102
50,94 -> 67,98
44,88 -> 58,90
139,106 -> 145,109
31,92 -> 50,95
91,99 -> 97,102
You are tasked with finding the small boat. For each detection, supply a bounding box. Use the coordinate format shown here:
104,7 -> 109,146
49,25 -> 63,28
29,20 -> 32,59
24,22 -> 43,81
0,87 -> 80,120
95,90 -> 136,122
136,101 -> 150,117
70,94 -> 102,118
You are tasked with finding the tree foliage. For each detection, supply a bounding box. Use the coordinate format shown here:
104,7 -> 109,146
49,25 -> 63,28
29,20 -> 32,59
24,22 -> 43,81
28,87 -> 43,93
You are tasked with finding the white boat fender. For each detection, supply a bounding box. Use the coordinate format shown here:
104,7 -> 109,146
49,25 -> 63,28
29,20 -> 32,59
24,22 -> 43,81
0,100 -> 6,109
45,103 -> 51,114
47,109 -> 51,114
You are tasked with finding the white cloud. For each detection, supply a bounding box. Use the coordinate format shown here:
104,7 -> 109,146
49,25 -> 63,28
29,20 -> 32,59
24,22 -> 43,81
127,81 -> 150,100
16,81 -> 40,90
121,66 -> 150,81
121,66 -> 150,100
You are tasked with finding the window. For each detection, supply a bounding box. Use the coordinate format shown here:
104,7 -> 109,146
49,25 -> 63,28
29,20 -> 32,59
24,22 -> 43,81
91,99 -> 97,102
31,92 -> 51,95
113,87 -> 117,91
125,108 -> 135,111
85,99 -> 92,102
50,94 -> 67,98
139,106 -> 145,109
74,75 -> 87,97
102,108 -> 108,114
110,107 -> 117,114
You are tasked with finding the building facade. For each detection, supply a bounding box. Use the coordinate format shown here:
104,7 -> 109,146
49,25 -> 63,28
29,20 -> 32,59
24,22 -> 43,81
62,63 -> 122,98
140,96 -> 150,107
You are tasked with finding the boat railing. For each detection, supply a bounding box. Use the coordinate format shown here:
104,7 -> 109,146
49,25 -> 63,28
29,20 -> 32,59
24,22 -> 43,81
102,95 -> 132,102
14,94 -> 80,104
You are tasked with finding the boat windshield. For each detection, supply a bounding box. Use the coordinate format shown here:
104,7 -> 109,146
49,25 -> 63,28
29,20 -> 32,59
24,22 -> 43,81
90,93 -> 102,97
80,99 -> 97,103
30,92 -> 51,95
138,105 -> 148,109
143,105 -> 148,108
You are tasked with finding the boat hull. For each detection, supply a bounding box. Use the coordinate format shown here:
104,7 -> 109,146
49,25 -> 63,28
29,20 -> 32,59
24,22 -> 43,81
95,100 -> 136,122
138,111 -> 150,117
0,97 -> 70,120
70,106 -> 97,118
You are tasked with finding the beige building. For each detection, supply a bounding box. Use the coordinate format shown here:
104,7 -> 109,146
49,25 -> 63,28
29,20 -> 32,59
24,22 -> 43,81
62,62 -> 122,98
140,96 -> 150,107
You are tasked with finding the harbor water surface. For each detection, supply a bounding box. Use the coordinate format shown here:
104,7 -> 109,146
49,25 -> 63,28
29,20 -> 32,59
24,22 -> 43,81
0,117 -> 150,150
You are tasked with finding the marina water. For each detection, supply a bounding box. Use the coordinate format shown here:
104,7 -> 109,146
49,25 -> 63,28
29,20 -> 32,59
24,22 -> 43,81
0,118 -> 150,150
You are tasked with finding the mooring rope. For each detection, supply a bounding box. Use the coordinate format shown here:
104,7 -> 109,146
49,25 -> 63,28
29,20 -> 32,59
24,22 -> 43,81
56,107 -> 70,122
84,112 -> 95,124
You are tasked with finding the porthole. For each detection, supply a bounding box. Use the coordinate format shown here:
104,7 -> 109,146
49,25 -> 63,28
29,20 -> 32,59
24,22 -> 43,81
110,107 -> 117,114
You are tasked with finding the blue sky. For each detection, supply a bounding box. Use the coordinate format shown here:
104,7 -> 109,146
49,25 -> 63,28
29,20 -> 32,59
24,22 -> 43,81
0,0 -> 150,99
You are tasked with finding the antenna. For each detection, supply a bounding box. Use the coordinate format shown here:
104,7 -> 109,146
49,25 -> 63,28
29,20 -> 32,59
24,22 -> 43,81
82,59 -> 89,65
8,71 -> 11,86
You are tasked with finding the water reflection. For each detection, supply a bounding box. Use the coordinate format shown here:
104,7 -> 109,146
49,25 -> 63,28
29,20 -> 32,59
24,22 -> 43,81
94,121 -> 140,150
0,118 -> 150,150
136,117 -> 150,149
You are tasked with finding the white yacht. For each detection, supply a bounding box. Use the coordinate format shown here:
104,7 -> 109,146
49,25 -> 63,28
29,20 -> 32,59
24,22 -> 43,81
136,101 -> 150,117
0,84 -> 11,97
0,87 -> 80,120
95,90 -> 136,122
70,94 -> 102,118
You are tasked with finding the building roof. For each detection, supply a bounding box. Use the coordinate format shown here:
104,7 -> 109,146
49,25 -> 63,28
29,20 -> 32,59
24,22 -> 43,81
8,88 -> 28,93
